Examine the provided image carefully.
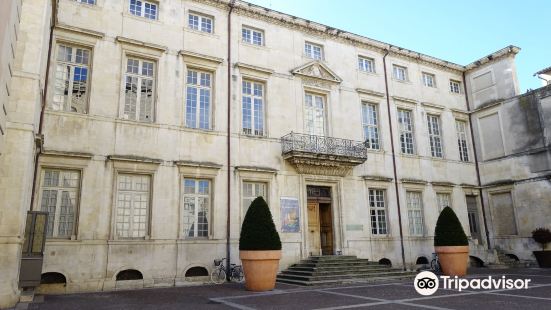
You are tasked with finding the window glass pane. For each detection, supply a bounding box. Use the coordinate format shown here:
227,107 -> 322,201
116,174 -> 150,238
183,179 -> 210,238
189,14 -> 199,30
40,169 -> 80,238
53,45 -> 91,113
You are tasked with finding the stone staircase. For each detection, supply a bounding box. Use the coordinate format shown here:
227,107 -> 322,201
276,255 -> 417,286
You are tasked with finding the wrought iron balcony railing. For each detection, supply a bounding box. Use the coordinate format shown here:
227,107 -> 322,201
281,132 -> 367,160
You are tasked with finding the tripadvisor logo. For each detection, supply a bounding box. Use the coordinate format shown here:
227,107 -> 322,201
414,271 -> 439,296
414,271 -> 531,296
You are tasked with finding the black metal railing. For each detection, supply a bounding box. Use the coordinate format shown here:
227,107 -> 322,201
281,132 -> 367,160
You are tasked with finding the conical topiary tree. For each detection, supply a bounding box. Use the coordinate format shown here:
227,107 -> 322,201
239,196 -> 282,251
434,207 -> 468,246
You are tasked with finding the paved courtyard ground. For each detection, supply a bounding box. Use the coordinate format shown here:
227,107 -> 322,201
19,268 -> 551,310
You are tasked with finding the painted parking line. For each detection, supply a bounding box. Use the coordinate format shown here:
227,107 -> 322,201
211,278 -> 551,310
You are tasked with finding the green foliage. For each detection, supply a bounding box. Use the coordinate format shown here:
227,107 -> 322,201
532,228 -> 551,250
239,196 -> 282,251
434,207 -> 468,247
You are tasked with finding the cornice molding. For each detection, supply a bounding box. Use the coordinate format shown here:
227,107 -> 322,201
356,88 -> 385,98
116,36 -> 167,53
55,23 -> 105,39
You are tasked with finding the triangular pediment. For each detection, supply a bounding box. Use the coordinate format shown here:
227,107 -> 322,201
292,61 -> 342,83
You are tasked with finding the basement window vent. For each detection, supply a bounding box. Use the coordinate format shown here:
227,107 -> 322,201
185,267 -> 209,277
116,269 -> 143,281
41,272 -> 66,284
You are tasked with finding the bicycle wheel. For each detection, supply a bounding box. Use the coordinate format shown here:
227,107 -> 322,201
211,268 -> 226,284
231,266 -> 244,283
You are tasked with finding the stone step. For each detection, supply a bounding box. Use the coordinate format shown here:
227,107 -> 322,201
294,260 -> 378,267
277,270 -> 416,282
282,267 -> 396,276
276,273 -> 416,286
287,265 -> 392,272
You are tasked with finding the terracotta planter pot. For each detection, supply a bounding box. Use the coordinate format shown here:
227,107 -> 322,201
239,250 -> 281,291
533,251 -> 551,268
435,245 -> 469,276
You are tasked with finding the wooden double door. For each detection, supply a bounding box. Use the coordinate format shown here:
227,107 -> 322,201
307,201 -> 333,256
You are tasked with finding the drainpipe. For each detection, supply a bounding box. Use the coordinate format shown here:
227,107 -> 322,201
29,0 -> 57,212
382,48 -> 407,270
462,72 -> 491,250
226,0 -> 236,281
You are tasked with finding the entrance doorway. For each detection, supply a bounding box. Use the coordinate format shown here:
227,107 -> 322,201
306,186 -> 333,256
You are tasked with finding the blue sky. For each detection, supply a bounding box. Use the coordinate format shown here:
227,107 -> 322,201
246,0 -> 549,92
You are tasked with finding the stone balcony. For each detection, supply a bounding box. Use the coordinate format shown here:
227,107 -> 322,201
281,132 -> 367,176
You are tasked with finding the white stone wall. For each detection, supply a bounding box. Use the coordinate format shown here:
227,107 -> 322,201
22,0 -> 484,294
0,0 -> 51,307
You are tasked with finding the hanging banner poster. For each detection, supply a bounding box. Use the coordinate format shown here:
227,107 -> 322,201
280,197 -> 300,233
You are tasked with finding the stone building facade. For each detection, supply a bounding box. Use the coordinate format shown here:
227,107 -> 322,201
0,0 -> 548,307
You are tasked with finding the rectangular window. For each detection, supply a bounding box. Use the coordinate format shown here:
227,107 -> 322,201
116,174 -> 150,238
242,80 -> 264,136
242,182 -> 266,216
39,169 -> 80,238
427,115 -> 443,158
406,191 -> 424,236
242,27 -> 264,46
361,102 -> 379,149
436,193 -> 451,212
183,179 -> 210,238
304,93 -> 325,136
52,44 -> 91,113
398,109 -> 414,154
188,13 -> 213,33
73,0 -> 96,4
304,42 -> 323,60
358,56 -> 375,73
186,69 -> 212,129
123,58 -> 155,122
456,120 -> 470,162
129,0 -> 157,20
369,189 -> 387,235
422,72 -> 436,88
450,80 -> 461,93
393,65 -> 407,81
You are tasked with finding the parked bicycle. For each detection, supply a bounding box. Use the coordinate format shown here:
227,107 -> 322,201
211,258 -> 244,284
430,252 -> 441,273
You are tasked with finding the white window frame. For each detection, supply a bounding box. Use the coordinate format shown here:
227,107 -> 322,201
369,189 -> 388,235
361,102 -> 380,150
242,182 -> 267,217
393,65 -> 408,81
242,26 -> 264,46
115,173 -> 151,239
450,80 -> 462,94
188,12 -> 213,33
182,178 -> 211,238
456,120 -> 470,162
406,191 -> 424,236
304,42 -> 323,60
73,0 -> 96,4
38,169 -> 81,239
436,192 -> 451,212
122,56 -> 156,122
422,72 -> 436,88
358,56 -> 375,73
129,0 -> 158,20
398,109 -> 415,154
185,68 -> 212,130
242,80 -> 265,136
427,114 -> 443,158
304,92 -> 326,136
52,44 -> 91,113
